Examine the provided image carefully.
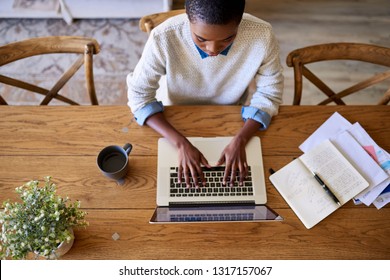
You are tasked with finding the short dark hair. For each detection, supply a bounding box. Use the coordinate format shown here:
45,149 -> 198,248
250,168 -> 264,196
185,0 -> 245,25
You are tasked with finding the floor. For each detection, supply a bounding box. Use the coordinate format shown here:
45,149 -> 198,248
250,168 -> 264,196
0,0 -> 389,105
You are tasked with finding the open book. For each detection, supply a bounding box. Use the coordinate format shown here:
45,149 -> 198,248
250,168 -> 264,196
270,139 -> 369,229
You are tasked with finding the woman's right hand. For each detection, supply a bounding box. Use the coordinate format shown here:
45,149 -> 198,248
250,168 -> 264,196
145,112 -> 210,188
176,139 -> 210,188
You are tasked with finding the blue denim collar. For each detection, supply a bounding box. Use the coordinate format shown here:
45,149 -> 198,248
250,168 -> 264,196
195,43 -> 233,59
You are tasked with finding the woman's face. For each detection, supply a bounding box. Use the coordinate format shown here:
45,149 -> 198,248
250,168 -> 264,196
189,20 -> 239,57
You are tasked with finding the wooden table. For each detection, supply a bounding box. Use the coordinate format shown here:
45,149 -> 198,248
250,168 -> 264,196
0,105 -> 389,260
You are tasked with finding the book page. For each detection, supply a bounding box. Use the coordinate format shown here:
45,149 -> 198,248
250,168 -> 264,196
269,158 -> 340,229
270,139 -> 369,229
300,140 -> 369,205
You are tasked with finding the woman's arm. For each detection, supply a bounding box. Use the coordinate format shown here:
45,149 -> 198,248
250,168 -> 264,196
146,112 -> 210,188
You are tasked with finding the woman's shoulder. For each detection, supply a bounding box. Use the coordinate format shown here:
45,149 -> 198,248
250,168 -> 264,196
152,13 -> 189,37
237,13 -> 275,42
241,13 -> 272,29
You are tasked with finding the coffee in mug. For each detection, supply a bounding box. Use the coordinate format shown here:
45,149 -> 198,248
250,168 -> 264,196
97,143 -> 133,182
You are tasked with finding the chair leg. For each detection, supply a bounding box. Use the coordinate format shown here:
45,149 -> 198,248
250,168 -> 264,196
0,95 -> 8,105
378,88 -> 390,105
292,60 -> 303,105
85,44 -> 99,105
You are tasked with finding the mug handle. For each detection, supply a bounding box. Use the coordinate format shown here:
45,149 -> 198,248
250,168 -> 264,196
123,143 -> 133,155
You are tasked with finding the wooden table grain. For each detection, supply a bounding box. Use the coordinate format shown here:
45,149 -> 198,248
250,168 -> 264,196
0,105 -> 389,259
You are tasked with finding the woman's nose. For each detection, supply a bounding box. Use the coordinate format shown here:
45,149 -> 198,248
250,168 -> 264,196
205,42 -> 222,56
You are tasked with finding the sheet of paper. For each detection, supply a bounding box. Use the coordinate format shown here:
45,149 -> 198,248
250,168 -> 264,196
299,112 -> 352,153
331,130 -> 389,206
348,123 -> 390,172
347,123 -> 390,207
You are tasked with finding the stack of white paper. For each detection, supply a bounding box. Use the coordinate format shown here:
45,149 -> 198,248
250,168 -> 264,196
299,112 -> 390,209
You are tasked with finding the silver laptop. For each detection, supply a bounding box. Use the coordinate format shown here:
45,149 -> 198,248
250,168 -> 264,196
151,136 -> 283,223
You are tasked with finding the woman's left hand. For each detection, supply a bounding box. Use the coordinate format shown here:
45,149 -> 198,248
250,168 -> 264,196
216,136 -> 249,186
216,118 -> 262,186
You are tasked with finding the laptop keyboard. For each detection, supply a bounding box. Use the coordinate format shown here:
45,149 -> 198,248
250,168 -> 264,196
169,166 -> 254,197
170,213 -> 254,222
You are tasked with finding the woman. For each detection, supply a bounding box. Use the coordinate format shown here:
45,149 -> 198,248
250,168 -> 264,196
127,0 -> 283,188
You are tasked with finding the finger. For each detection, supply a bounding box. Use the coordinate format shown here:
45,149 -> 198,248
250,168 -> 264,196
223,162 -> 231,186
200,154 -> 211,169
183,166 -> 191,188
238,161 -> 248,186
216,153 -> 226,166
189,164 -> 200,188
190,164 -> 199,188
199,154 -> 210,186
178,166 -> 183,183
229,162 -> 238,187
195,164 -> 205,187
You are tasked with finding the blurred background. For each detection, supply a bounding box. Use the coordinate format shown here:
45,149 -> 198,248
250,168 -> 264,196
0,0 -> 389,105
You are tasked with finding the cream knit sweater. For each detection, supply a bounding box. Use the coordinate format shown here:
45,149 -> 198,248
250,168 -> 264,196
127,13 -> 283,127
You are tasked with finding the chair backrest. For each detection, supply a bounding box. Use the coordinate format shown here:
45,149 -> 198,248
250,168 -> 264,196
0,36 -> 100,105
286,43 -> 390,105
139,9 -> 186,34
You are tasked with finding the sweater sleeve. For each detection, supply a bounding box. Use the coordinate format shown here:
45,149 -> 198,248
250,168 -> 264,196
248,28 -> 284,121
127,30 -> 166,122
241,106 -> 271,130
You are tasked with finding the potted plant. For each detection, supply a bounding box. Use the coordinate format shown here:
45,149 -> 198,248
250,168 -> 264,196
0,176 -> 88,259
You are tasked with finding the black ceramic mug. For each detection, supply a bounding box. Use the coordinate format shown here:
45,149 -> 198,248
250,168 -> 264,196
97,143 -> 133,182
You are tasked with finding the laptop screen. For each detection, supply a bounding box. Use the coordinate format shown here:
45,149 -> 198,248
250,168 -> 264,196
150,204 -> 283,223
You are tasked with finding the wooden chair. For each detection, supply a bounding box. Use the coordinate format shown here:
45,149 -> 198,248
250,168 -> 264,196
139,9 -> 185,34
286,43 -> 390,105
0,36 -> 100,105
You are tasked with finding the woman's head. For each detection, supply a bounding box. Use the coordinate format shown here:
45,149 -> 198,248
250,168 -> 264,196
185,0 -> 246,57
185,0 -> 245,25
